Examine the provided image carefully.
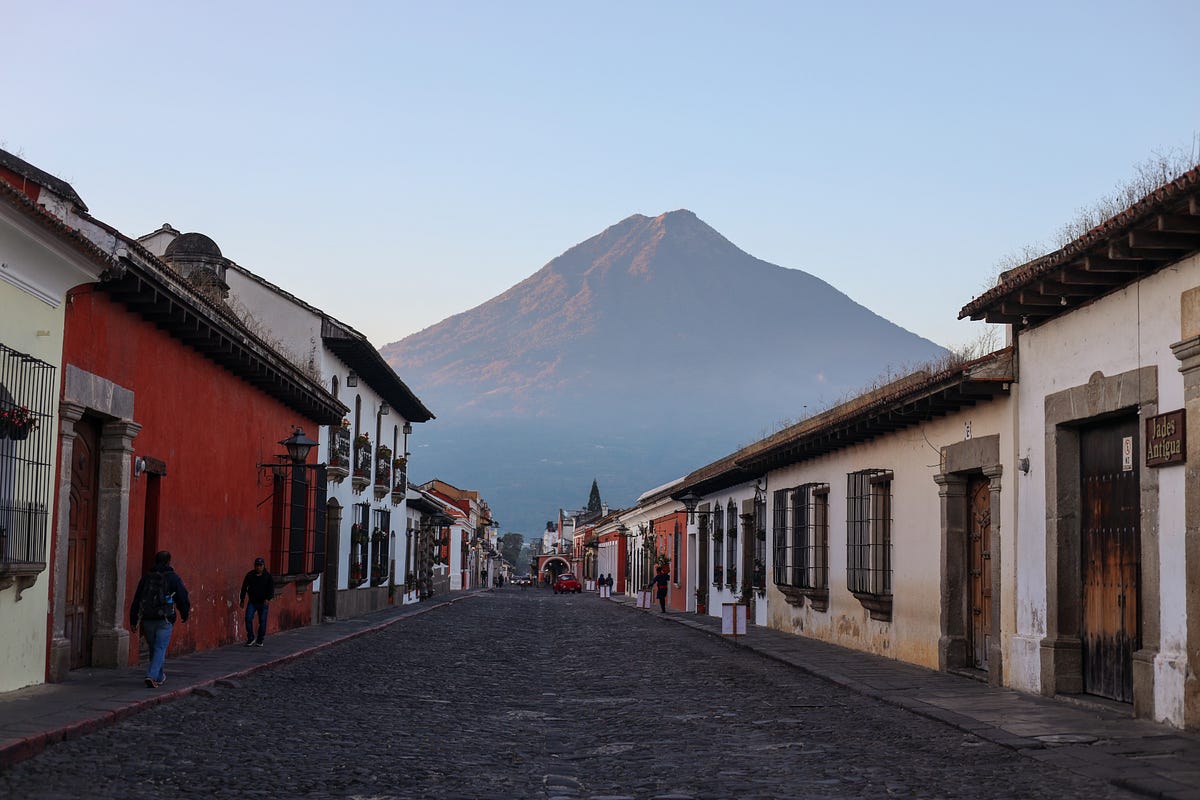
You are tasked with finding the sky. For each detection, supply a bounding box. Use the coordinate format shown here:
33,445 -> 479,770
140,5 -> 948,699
6,1 -> 1200,352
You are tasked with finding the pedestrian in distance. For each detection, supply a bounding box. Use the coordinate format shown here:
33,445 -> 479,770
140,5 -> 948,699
606,572 -> 614,593
129,550 -> 191,688
650,566 -> 670,612
240,556 -> 275,647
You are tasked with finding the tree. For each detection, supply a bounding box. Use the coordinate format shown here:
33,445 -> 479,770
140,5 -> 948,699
499,532 -> 524,566
586,479 -> 602,514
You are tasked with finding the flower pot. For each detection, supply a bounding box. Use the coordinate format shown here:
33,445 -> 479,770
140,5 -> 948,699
9,425 -> 30,441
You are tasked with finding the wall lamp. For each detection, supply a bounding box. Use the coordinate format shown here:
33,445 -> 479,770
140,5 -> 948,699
677,491 -> 713,523
379,401 -> 390,416
279,427 -> 318,464
346,370 -> 358,387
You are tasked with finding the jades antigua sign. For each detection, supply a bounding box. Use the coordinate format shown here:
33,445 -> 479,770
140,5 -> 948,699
1145,410 -> 1186,468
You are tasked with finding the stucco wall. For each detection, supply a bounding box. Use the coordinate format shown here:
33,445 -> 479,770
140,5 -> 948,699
1013,254 -> 1196,725
61,288 -> 322,664
764,399 -> 1013,671
0,213 -> 101,692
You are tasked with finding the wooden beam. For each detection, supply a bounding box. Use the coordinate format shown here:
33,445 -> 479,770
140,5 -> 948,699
1107,241 -> 1170,262
1128,229 -> 1200,250
1017,290 -> 1065,307
999,301 -> 1054,319
1158,214 -> 1200,233
1055,266 -> 1126,286
1036,279 -> 1093,297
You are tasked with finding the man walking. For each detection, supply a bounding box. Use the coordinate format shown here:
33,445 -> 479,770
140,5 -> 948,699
240,556 -> 275,647
130,550 -> 191,688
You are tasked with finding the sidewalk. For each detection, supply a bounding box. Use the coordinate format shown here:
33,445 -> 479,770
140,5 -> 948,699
609,595 -> 1200,800
0,592 -> 475,770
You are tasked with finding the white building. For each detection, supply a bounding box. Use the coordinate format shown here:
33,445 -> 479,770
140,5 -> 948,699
137,227 -> 434,620
0,155 -> 107,692
961,165 -> 1200,728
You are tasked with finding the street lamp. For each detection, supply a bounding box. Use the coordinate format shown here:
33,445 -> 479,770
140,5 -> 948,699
279,427 -> 318,464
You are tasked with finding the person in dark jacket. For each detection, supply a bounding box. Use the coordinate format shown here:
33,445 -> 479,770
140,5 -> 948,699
240,556 -> 275,647
650,567 -> 670,612
129,550 -> 191,688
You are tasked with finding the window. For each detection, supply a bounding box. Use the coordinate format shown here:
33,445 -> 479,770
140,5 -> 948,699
267,462 -> 328,578
0,344 -> 55,573
725,502 -> 738,587
847,469 -> 893,619
752,495 -> 766,590
773,484 -> 829,605
348,502 -> 370,587
370,508 -> 391,586
772,488 -> 789,586
712,503 -> 724,586
672,520 -> 681,585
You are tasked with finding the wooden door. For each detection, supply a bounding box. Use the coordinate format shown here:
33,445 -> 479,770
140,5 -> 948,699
967,475 -> 992,670
65,418 -> 99,670
1080,416 -> 1141,702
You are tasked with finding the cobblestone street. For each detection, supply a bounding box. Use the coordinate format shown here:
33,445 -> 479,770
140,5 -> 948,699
1,591 -> 1140,800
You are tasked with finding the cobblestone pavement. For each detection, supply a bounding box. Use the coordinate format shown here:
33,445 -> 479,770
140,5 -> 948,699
0,590 -> 1140,800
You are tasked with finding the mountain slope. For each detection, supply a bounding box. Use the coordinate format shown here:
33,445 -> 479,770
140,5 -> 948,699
383,210 -> 945,534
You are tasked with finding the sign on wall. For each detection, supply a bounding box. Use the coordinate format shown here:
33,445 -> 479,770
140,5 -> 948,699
1145,409 -> 1186,468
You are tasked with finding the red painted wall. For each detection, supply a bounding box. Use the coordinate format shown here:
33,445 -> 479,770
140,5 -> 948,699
597,529 -> 628,593
60,287 -> 322,664
653,511 -> 688,611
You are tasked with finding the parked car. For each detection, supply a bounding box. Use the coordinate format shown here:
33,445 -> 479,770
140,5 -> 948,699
553,573 -> 582,594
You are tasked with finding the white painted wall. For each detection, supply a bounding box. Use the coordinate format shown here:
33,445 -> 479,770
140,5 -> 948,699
1013,255 -> 1197,725
223,268 -> 411,596
0,205 -> 105,692
764,400 -> 1013,671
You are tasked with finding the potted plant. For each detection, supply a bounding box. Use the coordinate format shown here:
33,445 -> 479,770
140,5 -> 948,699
352,432 -> 371,491
328,420 -> 352,481
695,588 -> 708,614
0,405 -> 38,441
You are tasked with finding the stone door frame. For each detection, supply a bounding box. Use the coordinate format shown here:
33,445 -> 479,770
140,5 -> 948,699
1038,367 -> 1159,718
935,434 -> 1004,687
49,366 -> 140,681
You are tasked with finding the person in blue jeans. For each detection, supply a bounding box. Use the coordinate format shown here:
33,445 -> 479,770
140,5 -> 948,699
240,556 -> 275,646
130,550 -> 191,689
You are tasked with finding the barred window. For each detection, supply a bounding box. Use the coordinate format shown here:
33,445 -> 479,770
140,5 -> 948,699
847,469 -> 892,598
712,503 -> 724,586
0,344 -> 55,571
771,488 -> 788,586
672,520 -> 681,585
773,483 -> 829,592
370,508 -> 391,586
348,502 -> 370,587
266,462 -> 328,578
725,502 -> 738,587
752,495 -> 766,590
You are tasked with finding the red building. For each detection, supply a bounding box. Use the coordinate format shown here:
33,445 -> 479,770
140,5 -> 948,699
44,212 -> 343,679
652,511 -> 688,612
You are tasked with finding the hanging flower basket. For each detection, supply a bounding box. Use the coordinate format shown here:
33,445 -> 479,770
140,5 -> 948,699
0,405 -> 38,441
351,523 -> 369,545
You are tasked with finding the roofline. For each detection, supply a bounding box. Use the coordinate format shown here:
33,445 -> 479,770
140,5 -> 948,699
0,148 -> 88,211
223,262 -> 433,423
672,349 -> 1014,498
960,165 -> 1200,325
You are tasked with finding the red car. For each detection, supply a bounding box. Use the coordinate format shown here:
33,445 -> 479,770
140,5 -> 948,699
553,573 -> 582,594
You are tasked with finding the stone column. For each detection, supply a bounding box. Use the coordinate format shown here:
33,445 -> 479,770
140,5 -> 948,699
1171,331 -> 1200,730
47,400 -> 85,682
934,473 -> 968,673
983,463 -> 1004,688
89,419 -> 140,669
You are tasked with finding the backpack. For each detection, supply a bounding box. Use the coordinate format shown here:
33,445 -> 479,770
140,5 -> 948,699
138,571 -> 175,622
